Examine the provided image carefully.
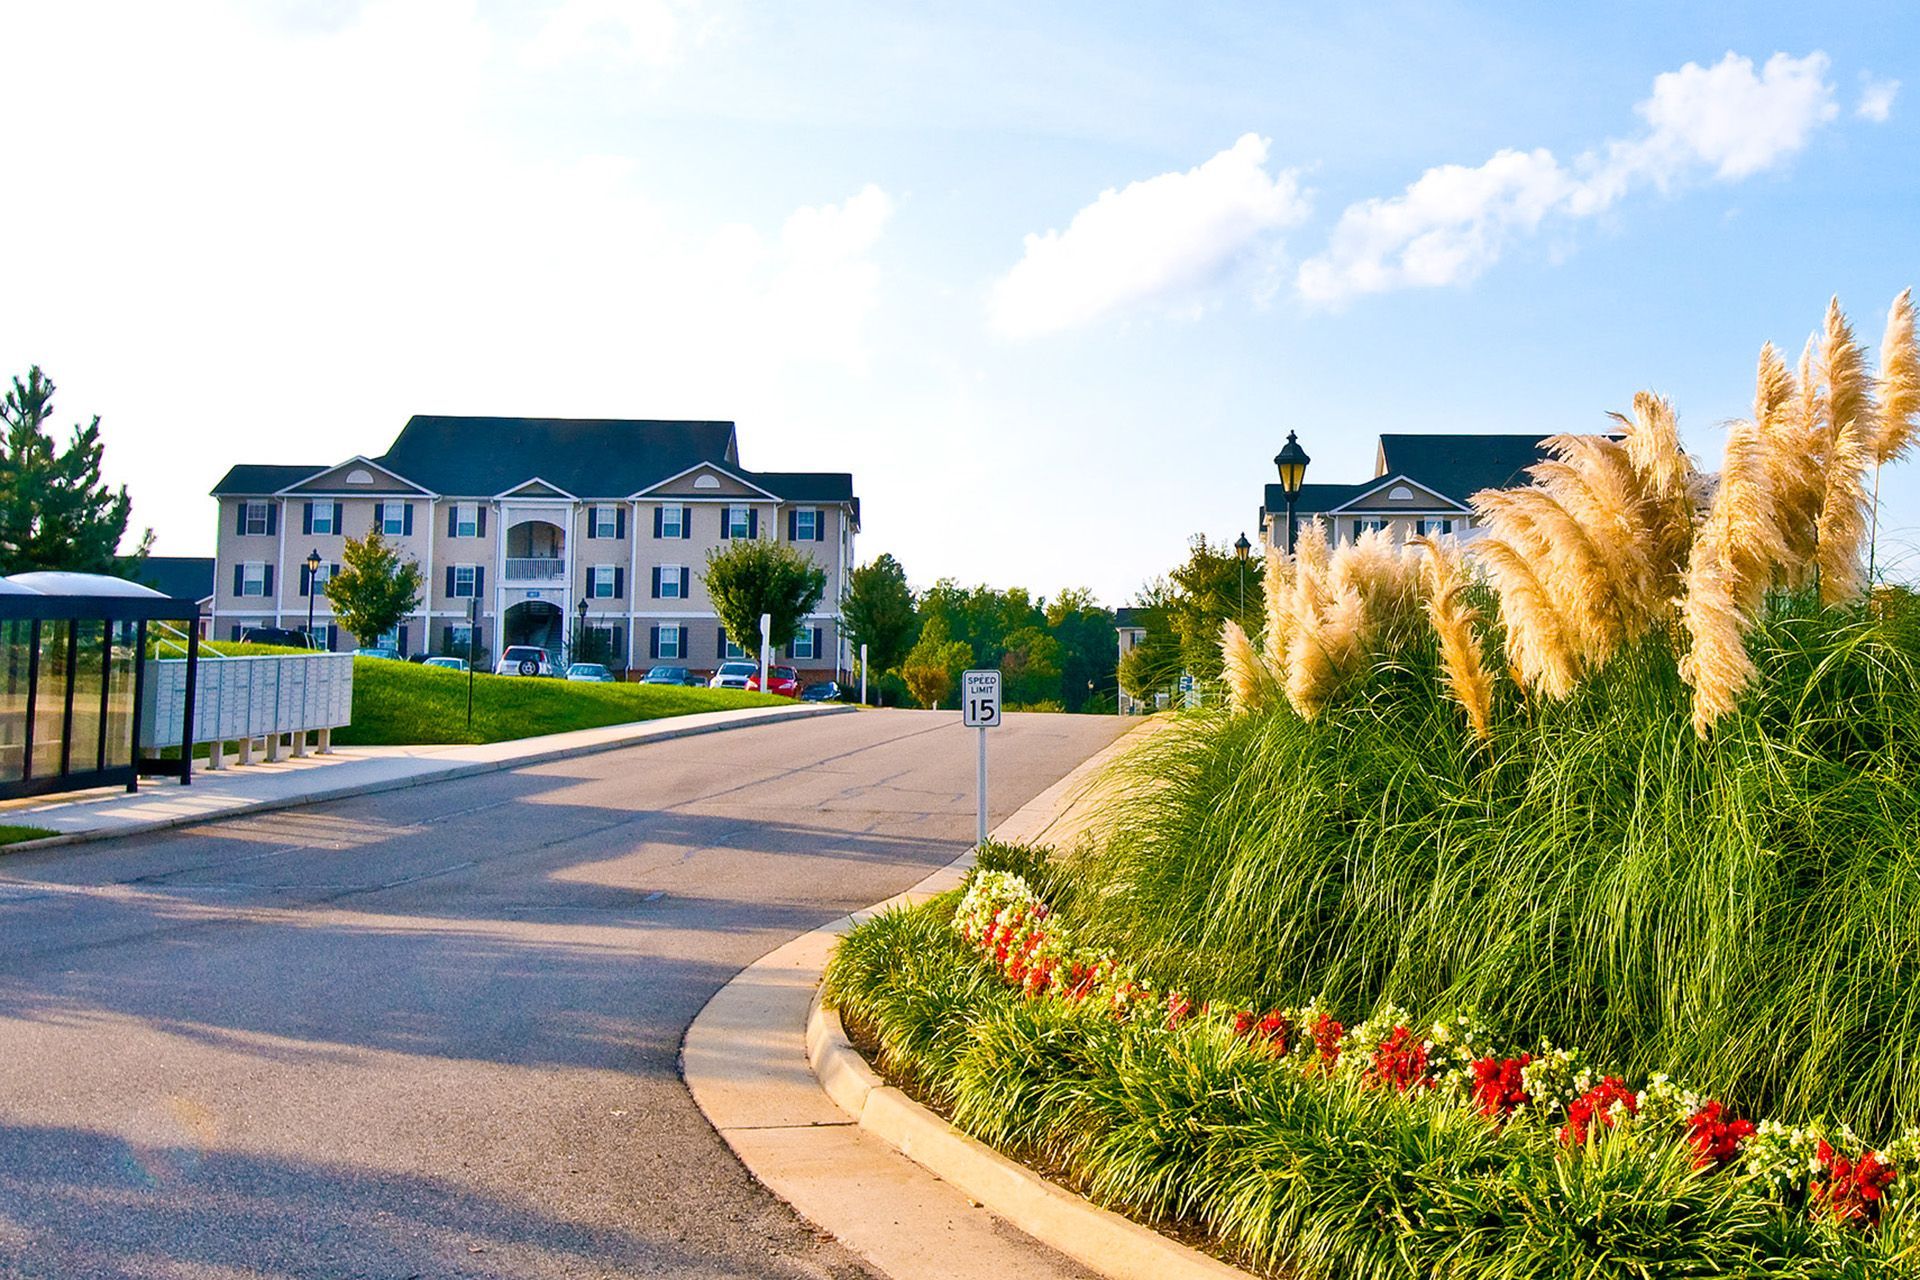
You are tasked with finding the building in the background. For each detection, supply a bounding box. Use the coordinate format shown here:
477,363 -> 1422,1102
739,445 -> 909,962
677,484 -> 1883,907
132,556 -> 215,636
1113,606 -> 1150,715
210,417 -> 857,677
1259,434 -> 1551,552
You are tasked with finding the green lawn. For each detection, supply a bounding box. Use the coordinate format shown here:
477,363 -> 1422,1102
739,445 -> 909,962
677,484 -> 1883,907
332,658 -> 792,746
0,824 -> 56,847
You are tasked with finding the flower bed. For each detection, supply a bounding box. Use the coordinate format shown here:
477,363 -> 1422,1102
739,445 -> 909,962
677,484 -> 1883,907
825,867 -> 1920,1279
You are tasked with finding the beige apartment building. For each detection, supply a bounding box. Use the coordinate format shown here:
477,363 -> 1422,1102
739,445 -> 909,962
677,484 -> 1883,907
210,417 -> 857,677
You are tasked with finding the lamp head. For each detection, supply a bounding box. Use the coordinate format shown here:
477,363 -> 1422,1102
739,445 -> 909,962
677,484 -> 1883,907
1234,533 -> 1251,562
1273,431 -> 1311,499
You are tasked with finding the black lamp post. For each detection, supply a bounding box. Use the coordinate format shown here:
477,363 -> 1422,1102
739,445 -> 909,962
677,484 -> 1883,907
1233,532 -> 1251,623
575,595 -> 589,669
1273,431 -> 1311,554
304,548 -> 322,647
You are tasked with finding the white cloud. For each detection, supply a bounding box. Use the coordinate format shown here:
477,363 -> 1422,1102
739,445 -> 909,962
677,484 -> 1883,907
525,0 -> 694,68
989,133 -> 1309,338
1298,51 -> 1840,304
1858,76 -> 1900,122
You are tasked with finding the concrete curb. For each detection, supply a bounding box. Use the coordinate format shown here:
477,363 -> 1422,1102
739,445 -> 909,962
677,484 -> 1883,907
685,716 -> 1254,1280
4,703 -> 856,852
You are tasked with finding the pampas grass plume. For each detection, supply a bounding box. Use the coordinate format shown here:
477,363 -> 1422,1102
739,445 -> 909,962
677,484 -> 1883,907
1877,288 -> 1920,465
1413,536 -> 1494,742
1219,619 -> 1272,716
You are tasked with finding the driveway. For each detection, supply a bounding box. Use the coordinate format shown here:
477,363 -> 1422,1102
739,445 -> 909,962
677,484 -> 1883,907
0,709 -> 1129,1279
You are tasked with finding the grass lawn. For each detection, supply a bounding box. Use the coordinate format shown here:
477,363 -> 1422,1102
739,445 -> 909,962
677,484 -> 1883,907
0,824 -> 56,847
332,658 -> 793,746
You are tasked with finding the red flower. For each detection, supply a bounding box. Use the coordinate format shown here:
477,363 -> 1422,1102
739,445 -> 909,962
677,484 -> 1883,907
1310,1012 -> 1344,1073
1813,1148 -> 1899,1227
1368,1026 -> 1433,1093
1684,1101 -> 1755,1169
1166,991 -> 1195,1030
1469,1054 -> 1531,1119
1559,1077 -> 1637,1146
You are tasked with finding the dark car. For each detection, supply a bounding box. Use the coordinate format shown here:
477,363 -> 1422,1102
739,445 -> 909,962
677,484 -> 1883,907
238,626 -> 317,650
799,681 -> 843,702
642,665 -> 701,686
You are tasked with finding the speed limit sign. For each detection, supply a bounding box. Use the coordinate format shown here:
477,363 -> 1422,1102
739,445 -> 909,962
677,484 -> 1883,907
962,669 -> 1002,728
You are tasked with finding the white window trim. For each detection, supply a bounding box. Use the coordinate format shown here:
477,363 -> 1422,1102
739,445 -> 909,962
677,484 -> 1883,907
725,505 -> 752,539
592,505 -> 620,538
244,502 -> 269,536
311,505 -> 336,536
658,563 -> 683,599
791,628 -> 817,659
660,505 -> 685,538
794,508 -> 818,541
455,502 -> 479,538
381,504 -> 406,536
723,638 -> 748,659
657,625 -> 683,659
453,564 -> 479,598
590,565 -> 618,599
241,561 -> 268,597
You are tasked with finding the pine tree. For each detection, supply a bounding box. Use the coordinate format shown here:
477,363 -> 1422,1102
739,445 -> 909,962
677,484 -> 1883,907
0,367 -> 152,574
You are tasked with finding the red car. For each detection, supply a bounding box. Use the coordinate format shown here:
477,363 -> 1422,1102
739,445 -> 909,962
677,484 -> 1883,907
746,664 -> 802,697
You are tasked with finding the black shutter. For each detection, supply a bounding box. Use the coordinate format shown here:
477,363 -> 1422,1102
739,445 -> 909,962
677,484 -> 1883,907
476,506 -> 487,537
263,564 -> 274,596
787,509 -> 797,540
812,626 -> 822,658
235,504 -> 246,536
679,566 -> 690,598
681,507 -> 692,540
748,509 -> 758,538
233,564 -> 243,595
266,504 -> 279,536
445,566 -> 455,597
475,566 -> 484,596
718,627 -> 727,656
398,624 -> 408,656
231,624 -> 241,642
374,502 -> 384,531
613,567 -> 625,598
403,503 -> 414,536
815,513 -> 826,543
649,627 -> 660,660
616,507 -> 626,539
333,501 -> 344,532
586,508 -> 597,540
648,567 -> 659,598
653,506 -> 663,538
303,502 -> 314,536
299,565 -> 309,597
719,508 -> 730,540
448,506 -> 458,536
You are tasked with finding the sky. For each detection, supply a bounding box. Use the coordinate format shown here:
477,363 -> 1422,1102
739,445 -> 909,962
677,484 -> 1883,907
3,0 -> 1918,605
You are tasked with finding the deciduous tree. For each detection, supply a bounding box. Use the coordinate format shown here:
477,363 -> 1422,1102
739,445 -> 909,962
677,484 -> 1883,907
325,529 -> 424,648
842,553 -> 918,696
703,539 -> 828,655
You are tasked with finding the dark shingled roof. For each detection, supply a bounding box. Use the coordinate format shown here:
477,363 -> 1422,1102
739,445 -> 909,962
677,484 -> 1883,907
133,556 -> 215,602
211,463 -> 327,496
377,416 -> 740,498
211,417 -> 859,512
1114,607 -> 1143,629
1377,433 -> 1551,500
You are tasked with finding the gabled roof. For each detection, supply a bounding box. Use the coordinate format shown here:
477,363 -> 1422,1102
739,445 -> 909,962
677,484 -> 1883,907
1325,474 -> 1465,513
278,454 -> 433,495
1261,481 -> 1371,516
376,416 -> 741,499
496,477 -> 578,500
1375,433 -> 1551,500
211,464 -> 327,496
633,461 -> 783,502
130,556 -> 215,602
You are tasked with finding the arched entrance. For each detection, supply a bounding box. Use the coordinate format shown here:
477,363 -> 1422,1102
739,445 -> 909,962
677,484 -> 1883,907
503,600 -> 564,654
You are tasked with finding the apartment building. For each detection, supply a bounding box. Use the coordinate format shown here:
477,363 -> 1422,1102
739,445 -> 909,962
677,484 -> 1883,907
1258,433 -> 1551,552
210,416 -> 858,676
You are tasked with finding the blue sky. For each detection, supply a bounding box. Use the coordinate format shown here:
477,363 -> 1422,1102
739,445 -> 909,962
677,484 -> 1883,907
4,1 -> 1916,603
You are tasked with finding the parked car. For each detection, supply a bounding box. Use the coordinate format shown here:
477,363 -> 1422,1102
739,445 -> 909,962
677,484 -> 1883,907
422,656 -> 467,672
800,680 -> 843,702
238,626 -> 316,650
708,660 -> 759,690
566,662 -> 615,683
352,646 -> 402,661
642,665 -> 701,686
495,645 -> 556,677
746,665 -> 802,697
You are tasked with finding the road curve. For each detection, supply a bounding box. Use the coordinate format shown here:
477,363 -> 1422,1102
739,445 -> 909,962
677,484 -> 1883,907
0,709 -> 1129,1279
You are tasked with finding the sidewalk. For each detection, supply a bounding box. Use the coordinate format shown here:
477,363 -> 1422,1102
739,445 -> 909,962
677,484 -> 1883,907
0,702 -> 855,850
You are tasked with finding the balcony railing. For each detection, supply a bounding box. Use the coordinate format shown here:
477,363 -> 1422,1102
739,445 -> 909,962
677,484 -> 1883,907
504,557 -> 566,582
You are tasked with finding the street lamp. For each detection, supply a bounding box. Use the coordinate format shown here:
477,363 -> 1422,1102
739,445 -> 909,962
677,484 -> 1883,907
304,548 -> 322,646
575,595 -> 589,668
1233,532 -> 1251,622
1273,431 -> 1311,555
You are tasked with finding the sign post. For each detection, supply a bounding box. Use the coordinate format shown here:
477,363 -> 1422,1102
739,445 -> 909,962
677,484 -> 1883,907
961,669 -> 1002,846
466,597 -> 478,729
859,643 -> 869,706
758,611 -> 772,691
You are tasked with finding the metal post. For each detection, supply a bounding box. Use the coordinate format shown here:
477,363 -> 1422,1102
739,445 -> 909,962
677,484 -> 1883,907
180,624 -> 198,786
859,642 -> 868,706
466,597 -> 477,730
21,620 -> 38,783
127,619 -> 147,792
758,610 -> 771,691
976,725 -> 988,847
1286,496 -> 1299,555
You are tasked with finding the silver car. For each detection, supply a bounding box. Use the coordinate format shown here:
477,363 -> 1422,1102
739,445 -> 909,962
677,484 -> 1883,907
495,645 -> 556,677
708,660 -> 758,690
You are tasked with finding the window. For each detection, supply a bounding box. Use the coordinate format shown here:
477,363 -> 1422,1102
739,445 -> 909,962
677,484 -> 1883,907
589,565 -> 620,599
310,624 -> 336,652
1388,485 -> 1415,501
301,560 -> 337,596
592,505 -> 620,538
454,503 -> 479,538
725,505 -> 753,539
722,635 -> 748,659
792,508 -> 819,542
381,502 -> 407,536
1416,518 -> 1455,537
452,565 -> 478,598
310,503 -> 335,536
654,625 -> 685,659
240,562 -> 268,597
243,502 -> 270,535
658,564 -> 681,599
446,623 -> 474,653
659,505 -> 684,538
791,627 -> 818,660
1352,519 -> 1389,539
590,624 -> 626,659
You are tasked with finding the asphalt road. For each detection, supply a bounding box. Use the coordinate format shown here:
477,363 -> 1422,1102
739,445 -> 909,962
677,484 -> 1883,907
0,709 -> 1129,1280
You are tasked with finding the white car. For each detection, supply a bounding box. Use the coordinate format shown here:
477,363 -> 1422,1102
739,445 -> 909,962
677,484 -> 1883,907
422,656 -> 467,672
708,660 -> 759,690
495,645 -> 557,677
